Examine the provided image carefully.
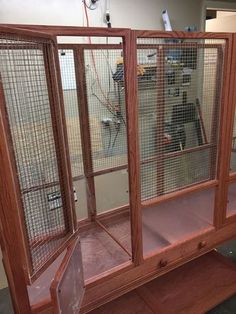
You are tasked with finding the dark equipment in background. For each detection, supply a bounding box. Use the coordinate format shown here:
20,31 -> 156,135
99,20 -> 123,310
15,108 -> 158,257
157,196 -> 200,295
165,92 -> 207,152
105,11 -> 112,28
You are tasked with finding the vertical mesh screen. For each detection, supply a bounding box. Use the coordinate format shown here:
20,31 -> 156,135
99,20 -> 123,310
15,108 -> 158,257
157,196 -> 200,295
58,49 -> 83,177
137,38 -> 225,201
58,49 -> 86,220
230,110 -> 236,173
0,35 -> 72,274
83,48 -> 128,172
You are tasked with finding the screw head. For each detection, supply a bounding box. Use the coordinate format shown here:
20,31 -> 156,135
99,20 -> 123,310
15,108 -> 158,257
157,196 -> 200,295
159,259 -> 168,268
198,241 -> 207,249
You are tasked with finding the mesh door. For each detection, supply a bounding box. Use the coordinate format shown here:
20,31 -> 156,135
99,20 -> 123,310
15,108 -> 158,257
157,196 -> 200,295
58,49 -> 87,220
83,48 -> 128,172
0,34 -> 74,276
230,110 -> 236,172
58,49 -> 84,177
137,38 -> 225,201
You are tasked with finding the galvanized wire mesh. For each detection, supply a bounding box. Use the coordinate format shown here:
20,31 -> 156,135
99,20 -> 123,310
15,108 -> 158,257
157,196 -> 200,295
230,110 -> 236,173
137,38 -> 225,201
84,48 -> 128,171
58,49 -> 83,177
58,48 -> 87,220
0,34 -> 72,274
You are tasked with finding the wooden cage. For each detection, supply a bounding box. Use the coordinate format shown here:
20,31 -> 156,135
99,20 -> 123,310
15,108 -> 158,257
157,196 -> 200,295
0,25 -> 236,313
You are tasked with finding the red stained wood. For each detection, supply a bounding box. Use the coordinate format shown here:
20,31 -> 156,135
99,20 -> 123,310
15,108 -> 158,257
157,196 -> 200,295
95,220 -> 132,257
80,224 -> 131,280
90,251 -> 236,314
0,60 -> 33,314
1,25 -> 236,314
51,43 -> 78,230
89,290 -> 153,314
0,24 -> 130,37
58,44 -> 122,50
135,30 -> 232,40
142,188 -> 214,251
214,34 -> 234,228
209,47 -> 223,180
123,29 -> 143,265
155,46 -> 165,196
0,25 -> 55,41
97,215 -> 132,254
43,44 -> 75,233
224,34 -> 236,224
74,47 -> 97,220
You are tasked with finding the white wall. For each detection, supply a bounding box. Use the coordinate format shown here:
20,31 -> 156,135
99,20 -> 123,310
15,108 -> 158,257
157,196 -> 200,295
206,0 -> 236,11
0,0 -> 204,30
0,0 -> 205,290
206,11 -> 236,32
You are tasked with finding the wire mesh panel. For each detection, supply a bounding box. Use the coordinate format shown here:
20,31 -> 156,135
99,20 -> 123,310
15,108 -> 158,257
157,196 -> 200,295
83,47 -> 128,172
78,44 -> 132,269
0,34 -> 73,276
230,110 -> 236,173
137,38 -> 225,201
58,49 -> 86,220
58,49 -> 83,177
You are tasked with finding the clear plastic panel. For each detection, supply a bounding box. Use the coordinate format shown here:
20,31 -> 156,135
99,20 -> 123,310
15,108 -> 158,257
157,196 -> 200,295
51,239 -> 84,314
227,183 -> 236,217
95,170 -> 129,214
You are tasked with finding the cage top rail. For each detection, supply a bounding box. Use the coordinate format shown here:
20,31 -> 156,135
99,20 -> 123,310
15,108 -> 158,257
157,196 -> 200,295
135,29 -> 233,40
0,25 -> 55,41
0,24 -> 234,40
57,43 -> 224,50
0,24 -> 130,37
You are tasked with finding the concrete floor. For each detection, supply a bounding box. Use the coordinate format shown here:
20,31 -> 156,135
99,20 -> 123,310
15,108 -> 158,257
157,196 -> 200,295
0,288 -> 13,314
1,240 -> 236,314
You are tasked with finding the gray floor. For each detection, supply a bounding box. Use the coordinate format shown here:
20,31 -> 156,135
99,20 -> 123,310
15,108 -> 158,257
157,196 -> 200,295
207,239 -> 236,314
0,287 -> 13,314
1,240 -> 236,314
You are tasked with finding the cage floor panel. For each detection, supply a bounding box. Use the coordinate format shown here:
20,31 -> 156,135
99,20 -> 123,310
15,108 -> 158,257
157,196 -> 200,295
28,189 -> 214,307
99,188 -> 214,255
142,188 -> 214,253
28,250 -> 66,306
90,251 -> 236,314
80,224 -> 131,280
142,200 -> 212,250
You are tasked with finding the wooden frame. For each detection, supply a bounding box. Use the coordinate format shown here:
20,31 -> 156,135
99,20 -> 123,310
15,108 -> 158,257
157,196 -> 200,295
0,78 -> 32,313
0,28 -> 78,286
221,33 -> 236,225
58,38 -> 143,264
74,46 -> 97,221
134,31 -> 233,215
50,238 -> 85,314
1,25 -> 236,314
43,43 -> 76,233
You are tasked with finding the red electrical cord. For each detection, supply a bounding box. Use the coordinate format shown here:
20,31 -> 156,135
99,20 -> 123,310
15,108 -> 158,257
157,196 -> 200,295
83,1 -> 115,112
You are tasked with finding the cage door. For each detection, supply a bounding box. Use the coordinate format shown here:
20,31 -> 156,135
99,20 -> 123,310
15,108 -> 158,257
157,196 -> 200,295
50,237 -> 85,314
0,26 -> 77,283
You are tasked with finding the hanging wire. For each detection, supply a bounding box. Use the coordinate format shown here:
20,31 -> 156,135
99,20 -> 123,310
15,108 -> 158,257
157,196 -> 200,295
83,0 -> 98,10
